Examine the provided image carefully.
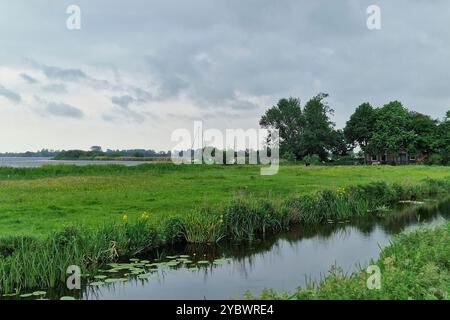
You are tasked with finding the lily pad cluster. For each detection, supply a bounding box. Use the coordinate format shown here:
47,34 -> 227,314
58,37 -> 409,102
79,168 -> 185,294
1,254 -> 232,301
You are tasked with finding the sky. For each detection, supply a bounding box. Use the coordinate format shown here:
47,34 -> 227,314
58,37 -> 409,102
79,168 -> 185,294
0,0 -> 449,152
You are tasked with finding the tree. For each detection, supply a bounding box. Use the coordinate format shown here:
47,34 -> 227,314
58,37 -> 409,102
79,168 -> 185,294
259,97 -> 304,159
369,101 -> 416,163
344,103 -> 377,152
299,93 -> 337,161
408,112 -> 438,156
435,110 -> 450,164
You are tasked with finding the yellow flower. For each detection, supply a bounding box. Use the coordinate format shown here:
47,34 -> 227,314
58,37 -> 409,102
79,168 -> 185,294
140,212 -> 150,220
122,213 -> 129,221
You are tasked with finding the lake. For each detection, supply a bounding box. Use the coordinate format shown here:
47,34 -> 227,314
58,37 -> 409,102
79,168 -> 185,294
0,157 -> 148,168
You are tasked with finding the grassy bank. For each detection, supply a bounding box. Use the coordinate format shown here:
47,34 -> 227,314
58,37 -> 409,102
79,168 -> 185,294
247,221 -> 450,300
0,177 -> 449,294
0,164 -> 449,237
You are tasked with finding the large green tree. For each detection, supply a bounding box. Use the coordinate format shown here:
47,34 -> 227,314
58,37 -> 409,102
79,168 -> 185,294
368,101 -> 416,162
299,93 -> 338,161
344,103 -> 377,152
260,93 -> 341,161
435,111 -> 450,164
259,97 -> 304,159
408,111 -> 438,156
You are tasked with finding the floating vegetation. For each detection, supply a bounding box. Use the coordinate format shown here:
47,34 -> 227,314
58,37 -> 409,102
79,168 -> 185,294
32,291 -> 46,296
60,296 -> 76,300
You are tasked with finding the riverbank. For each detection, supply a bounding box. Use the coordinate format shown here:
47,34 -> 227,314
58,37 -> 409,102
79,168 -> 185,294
0,176 -> 449,295
247,220 -> 450,300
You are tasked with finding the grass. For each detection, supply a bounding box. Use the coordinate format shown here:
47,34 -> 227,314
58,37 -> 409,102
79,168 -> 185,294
0,164 -> 449,237
247,221 -> 450,300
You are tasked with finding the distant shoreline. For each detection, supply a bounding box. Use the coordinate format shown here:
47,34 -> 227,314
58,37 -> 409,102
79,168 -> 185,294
51,156 -> 172,162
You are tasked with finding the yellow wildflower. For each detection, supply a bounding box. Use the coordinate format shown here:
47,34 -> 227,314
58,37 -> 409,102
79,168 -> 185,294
122,213 -> 129,221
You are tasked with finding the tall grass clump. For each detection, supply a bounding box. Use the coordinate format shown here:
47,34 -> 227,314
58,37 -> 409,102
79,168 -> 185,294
181,210 -> 225,243
0,219 -> 163,294
222,198 -> 282,241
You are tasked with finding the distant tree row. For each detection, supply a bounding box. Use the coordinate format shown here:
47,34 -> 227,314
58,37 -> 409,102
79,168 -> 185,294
260,93 -> 450,165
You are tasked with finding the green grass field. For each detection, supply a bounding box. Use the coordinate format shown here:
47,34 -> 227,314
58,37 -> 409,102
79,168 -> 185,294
0,164 -> 449,237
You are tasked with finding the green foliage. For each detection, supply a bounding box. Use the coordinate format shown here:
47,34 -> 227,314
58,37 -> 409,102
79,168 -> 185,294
260,97 -> 304,159
299,93 -> 337,161
344,102 -> 377,151
260,94 -> 342,161
181,210 -> 225,243
303,154 -> 321,166
369,101 -> 416,157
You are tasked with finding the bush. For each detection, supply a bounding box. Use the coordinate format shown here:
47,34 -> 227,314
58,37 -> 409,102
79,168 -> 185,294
426,154 -> 443,165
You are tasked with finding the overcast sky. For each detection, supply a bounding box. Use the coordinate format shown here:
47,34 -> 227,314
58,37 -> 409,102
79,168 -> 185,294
0,0 -> 449,152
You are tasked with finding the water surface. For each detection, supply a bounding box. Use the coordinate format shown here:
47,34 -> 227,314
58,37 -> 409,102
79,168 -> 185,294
0,157 -> 148,167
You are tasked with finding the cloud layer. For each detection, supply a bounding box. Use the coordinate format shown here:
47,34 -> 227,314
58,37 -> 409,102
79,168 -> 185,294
0,0 -> 449,151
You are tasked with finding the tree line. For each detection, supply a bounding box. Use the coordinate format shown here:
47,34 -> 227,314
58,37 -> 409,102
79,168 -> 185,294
260,93 -> 450,165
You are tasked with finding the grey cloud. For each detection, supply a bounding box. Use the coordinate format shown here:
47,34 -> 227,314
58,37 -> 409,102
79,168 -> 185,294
42,65 -> 87,82
0,85 -> 21,103
46,102 -> 84,119
42,83 -> 68,94
112,95 -> 135,108
20,73 -> 38,84
27,59 -> 88,82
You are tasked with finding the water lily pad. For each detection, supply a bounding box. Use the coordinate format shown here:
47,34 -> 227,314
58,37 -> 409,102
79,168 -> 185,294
179,255 -> 190,258
213,258 -> 231,265
166,255 -> 178,259
32,291 -> 46,296
130,258 -> 140,262
137,274 -> 153,279
140,260 -> 150,264
104,278 -> 123,283
197,260 -> 210,265
94,275 -> 107,279
60,296 -> 76,300
89,281 -> 104,286
2,293 -> 18,297
19,293 -> 33,298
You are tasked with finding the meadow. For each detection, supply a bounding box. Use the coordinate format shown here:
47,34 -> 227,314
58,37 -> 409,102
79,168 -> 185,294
0,164 -> 449,237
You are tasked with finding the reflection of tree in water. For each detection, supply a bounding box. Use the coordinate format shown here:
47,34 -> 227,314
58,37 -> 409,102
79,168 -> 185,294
173,197 -> 450,279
